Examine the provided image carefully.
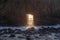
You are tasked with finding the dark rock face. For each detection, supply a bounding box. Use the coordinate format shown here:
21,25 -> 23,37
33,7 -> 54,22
0,0 -> 60,26
0,0 -> 8,4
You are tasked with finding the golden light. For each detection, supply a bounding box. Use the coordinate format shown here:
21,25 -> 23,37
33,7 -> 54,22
26,14 -> 35,29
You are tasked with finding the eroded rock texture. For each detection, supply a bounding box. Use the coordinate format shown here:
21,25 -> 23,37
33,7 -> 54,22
0,0 -> 60,26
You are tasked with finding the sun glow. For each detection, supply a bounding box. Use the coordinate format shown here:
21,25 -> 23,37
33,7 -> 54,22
26,14 -> 35,29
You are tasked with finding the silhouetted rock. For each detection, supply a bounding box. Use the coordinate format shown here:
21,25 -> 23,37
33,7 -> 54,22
0,0 -> 60,26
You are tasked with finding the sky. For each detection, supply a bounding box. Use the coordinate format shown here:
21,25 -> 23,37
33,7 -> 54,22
0,0 -> 60,26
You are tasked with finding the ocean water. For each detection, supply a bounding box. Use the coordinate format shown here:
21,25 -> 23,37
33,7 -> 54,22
0,25 -> 60,40
0,32 -> 60,40
0,24 -> 60,31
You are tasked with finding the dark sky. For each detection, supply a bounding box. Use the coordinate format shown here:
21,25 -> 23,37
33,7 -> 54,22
0,0 -> 60,26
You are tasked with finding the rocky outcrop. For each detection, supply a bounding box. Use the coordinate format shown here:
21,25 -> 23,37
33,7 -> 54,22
0,0 -> 60,26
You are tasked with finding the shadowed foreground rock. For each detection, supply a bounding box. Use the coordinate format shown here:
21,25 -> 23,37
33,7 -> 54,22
0,0 -> 60,26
